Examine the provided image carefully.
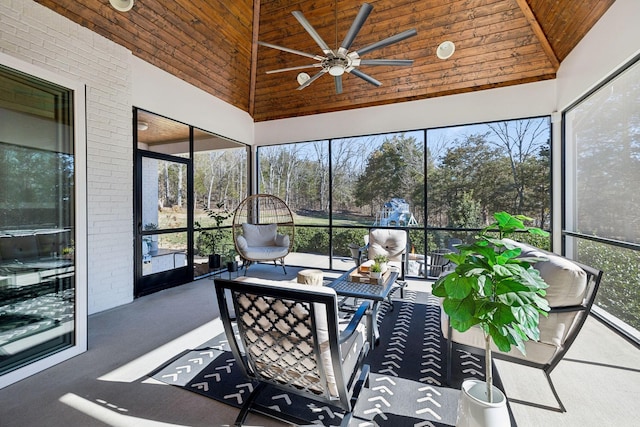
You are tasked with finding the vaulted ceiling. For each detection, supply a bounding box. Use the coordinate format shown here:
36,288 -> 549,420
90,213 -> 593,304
35,0 -> 615,122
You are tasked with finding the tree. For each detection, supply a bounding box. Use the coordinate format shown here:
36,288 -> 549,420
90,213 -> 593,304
354,134 -> 423,215
486,118 -> 550,218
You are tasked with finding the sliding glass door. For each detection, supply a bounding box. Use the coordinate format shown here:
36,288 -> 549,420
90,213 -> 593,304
0,56 -> 86,386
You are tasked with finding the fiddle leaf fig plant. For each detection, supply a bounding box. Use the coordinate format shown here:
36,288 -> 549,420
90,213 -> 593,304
432,211 -> 550,402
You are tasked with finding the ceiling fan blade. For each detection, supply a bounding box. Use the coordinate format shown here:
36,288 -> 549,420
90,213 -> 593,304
338,3 -> 373,55
355,29 -> 417,57
334,75 -> 343,94
292,10 -> 334,57
296,69 -> 327,90
359,59 -> 414,66
265,64 -> 322,74
348,68 -> 382,87
257,41 -> 324,60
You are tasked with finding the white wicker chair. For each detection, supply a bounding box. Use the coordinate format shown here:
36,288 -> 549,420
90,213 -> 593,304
232,194 -> 294,274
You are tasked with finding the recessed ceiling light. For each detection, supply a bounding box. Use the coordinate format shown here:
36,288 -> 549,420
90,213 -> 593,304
137,121 -> 149,131
109,0 -> 134,12
297,72 -> 311,85
437,41 -> 455,60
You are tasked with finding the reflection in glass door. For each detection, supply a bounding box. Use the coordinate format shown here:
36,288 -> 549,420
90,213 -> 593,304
0,60 -> 85,383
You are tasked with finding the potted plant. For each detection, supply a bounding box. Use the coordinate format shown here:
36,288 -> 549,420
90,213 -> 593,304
195,202 -> 231,269
226,248 -> 238,272
432,212 -> 550,426
370,262 -> 382,279
373,254 -> 388,272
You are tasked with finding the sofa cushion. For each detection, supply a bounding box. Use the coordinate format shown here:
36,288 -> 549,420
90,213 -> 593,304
242,223 -> 277,247
503,238 -> 588,307
536,254 -> 588,307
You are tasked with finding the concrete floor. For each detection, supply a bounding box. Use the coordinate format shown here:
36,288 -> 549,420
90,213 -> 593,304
1,261 -> 639,426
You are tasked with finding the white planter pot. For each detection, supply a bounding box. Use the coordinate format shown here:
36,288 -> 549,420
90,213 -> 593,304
456,379 -> 510,427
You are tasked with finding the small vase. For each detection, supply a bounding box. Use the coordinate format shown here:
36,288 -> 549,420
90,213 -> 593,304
370,271 -> 381,279
456,379 -> 510,427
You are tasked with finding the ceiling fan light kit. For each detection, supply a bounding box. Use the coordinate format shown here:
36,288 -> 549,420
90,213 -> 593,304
109,0 -> 134,12
258,2 -> 417,94
437,40 -> 456,60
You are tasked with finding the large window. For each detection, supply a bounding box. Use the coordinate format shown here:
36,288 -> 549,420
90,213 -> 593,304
0,59 -> 86,384
564,55 -> 640,341
256,117 -> 550,274
427,117 -> 551,250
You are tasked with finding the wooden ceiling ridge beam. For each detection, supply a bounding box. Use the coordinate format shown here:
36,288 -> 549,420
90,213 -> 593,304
249,0 -> 261,118
514,0 -> 560,69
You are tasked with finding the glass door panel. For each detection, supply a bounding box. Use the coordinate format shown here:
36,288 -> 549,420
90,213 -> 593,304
0,63 -> 78,377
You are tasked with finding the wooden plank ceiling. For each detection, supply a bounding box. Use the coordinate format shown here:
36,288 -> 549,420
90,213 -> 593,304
35,0 -> 614,122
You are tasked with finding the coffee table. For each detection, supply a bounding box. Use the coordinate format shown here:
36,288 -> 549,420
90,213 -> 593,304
326,267 -> 398,349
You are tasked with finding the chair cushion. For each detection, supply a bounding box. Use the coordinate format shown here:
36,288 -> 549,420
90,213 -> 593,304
242,223 -> 278,247
368,229 -> 406,262
233,279 -> 366,398
274,233 -> 290,248
240,245 -> 289,260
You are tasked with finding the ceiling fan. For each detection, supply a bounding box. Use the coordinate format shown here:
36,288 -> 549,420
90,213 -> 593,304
258,3 -> 417,94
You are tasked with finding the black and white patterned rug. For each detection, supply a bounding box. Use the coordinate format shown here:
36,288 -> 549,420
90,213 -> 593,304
150,290 -> 515,426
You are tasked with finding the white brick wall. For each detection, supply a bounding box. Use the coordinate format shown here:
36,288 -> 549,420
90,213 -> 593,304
1,0 -> 134,313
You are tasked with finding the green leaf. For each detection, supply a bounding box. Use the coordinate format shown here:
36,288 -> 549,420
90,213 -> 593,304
528,227 -> 550,237
496,291 -> 536,307
492,264 -> 513,277
450,316 -> 479,333
473,245 -> 498,265
432,274 -> 453,297
475,300 -> 495,318
495,279 -> 530,294
445,275 -> 474,299
497,247 -> 522,262
492,304 -> 516,327
488,324 -> 512,352
443,297 -> 476,331
444,252 -> 466,266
